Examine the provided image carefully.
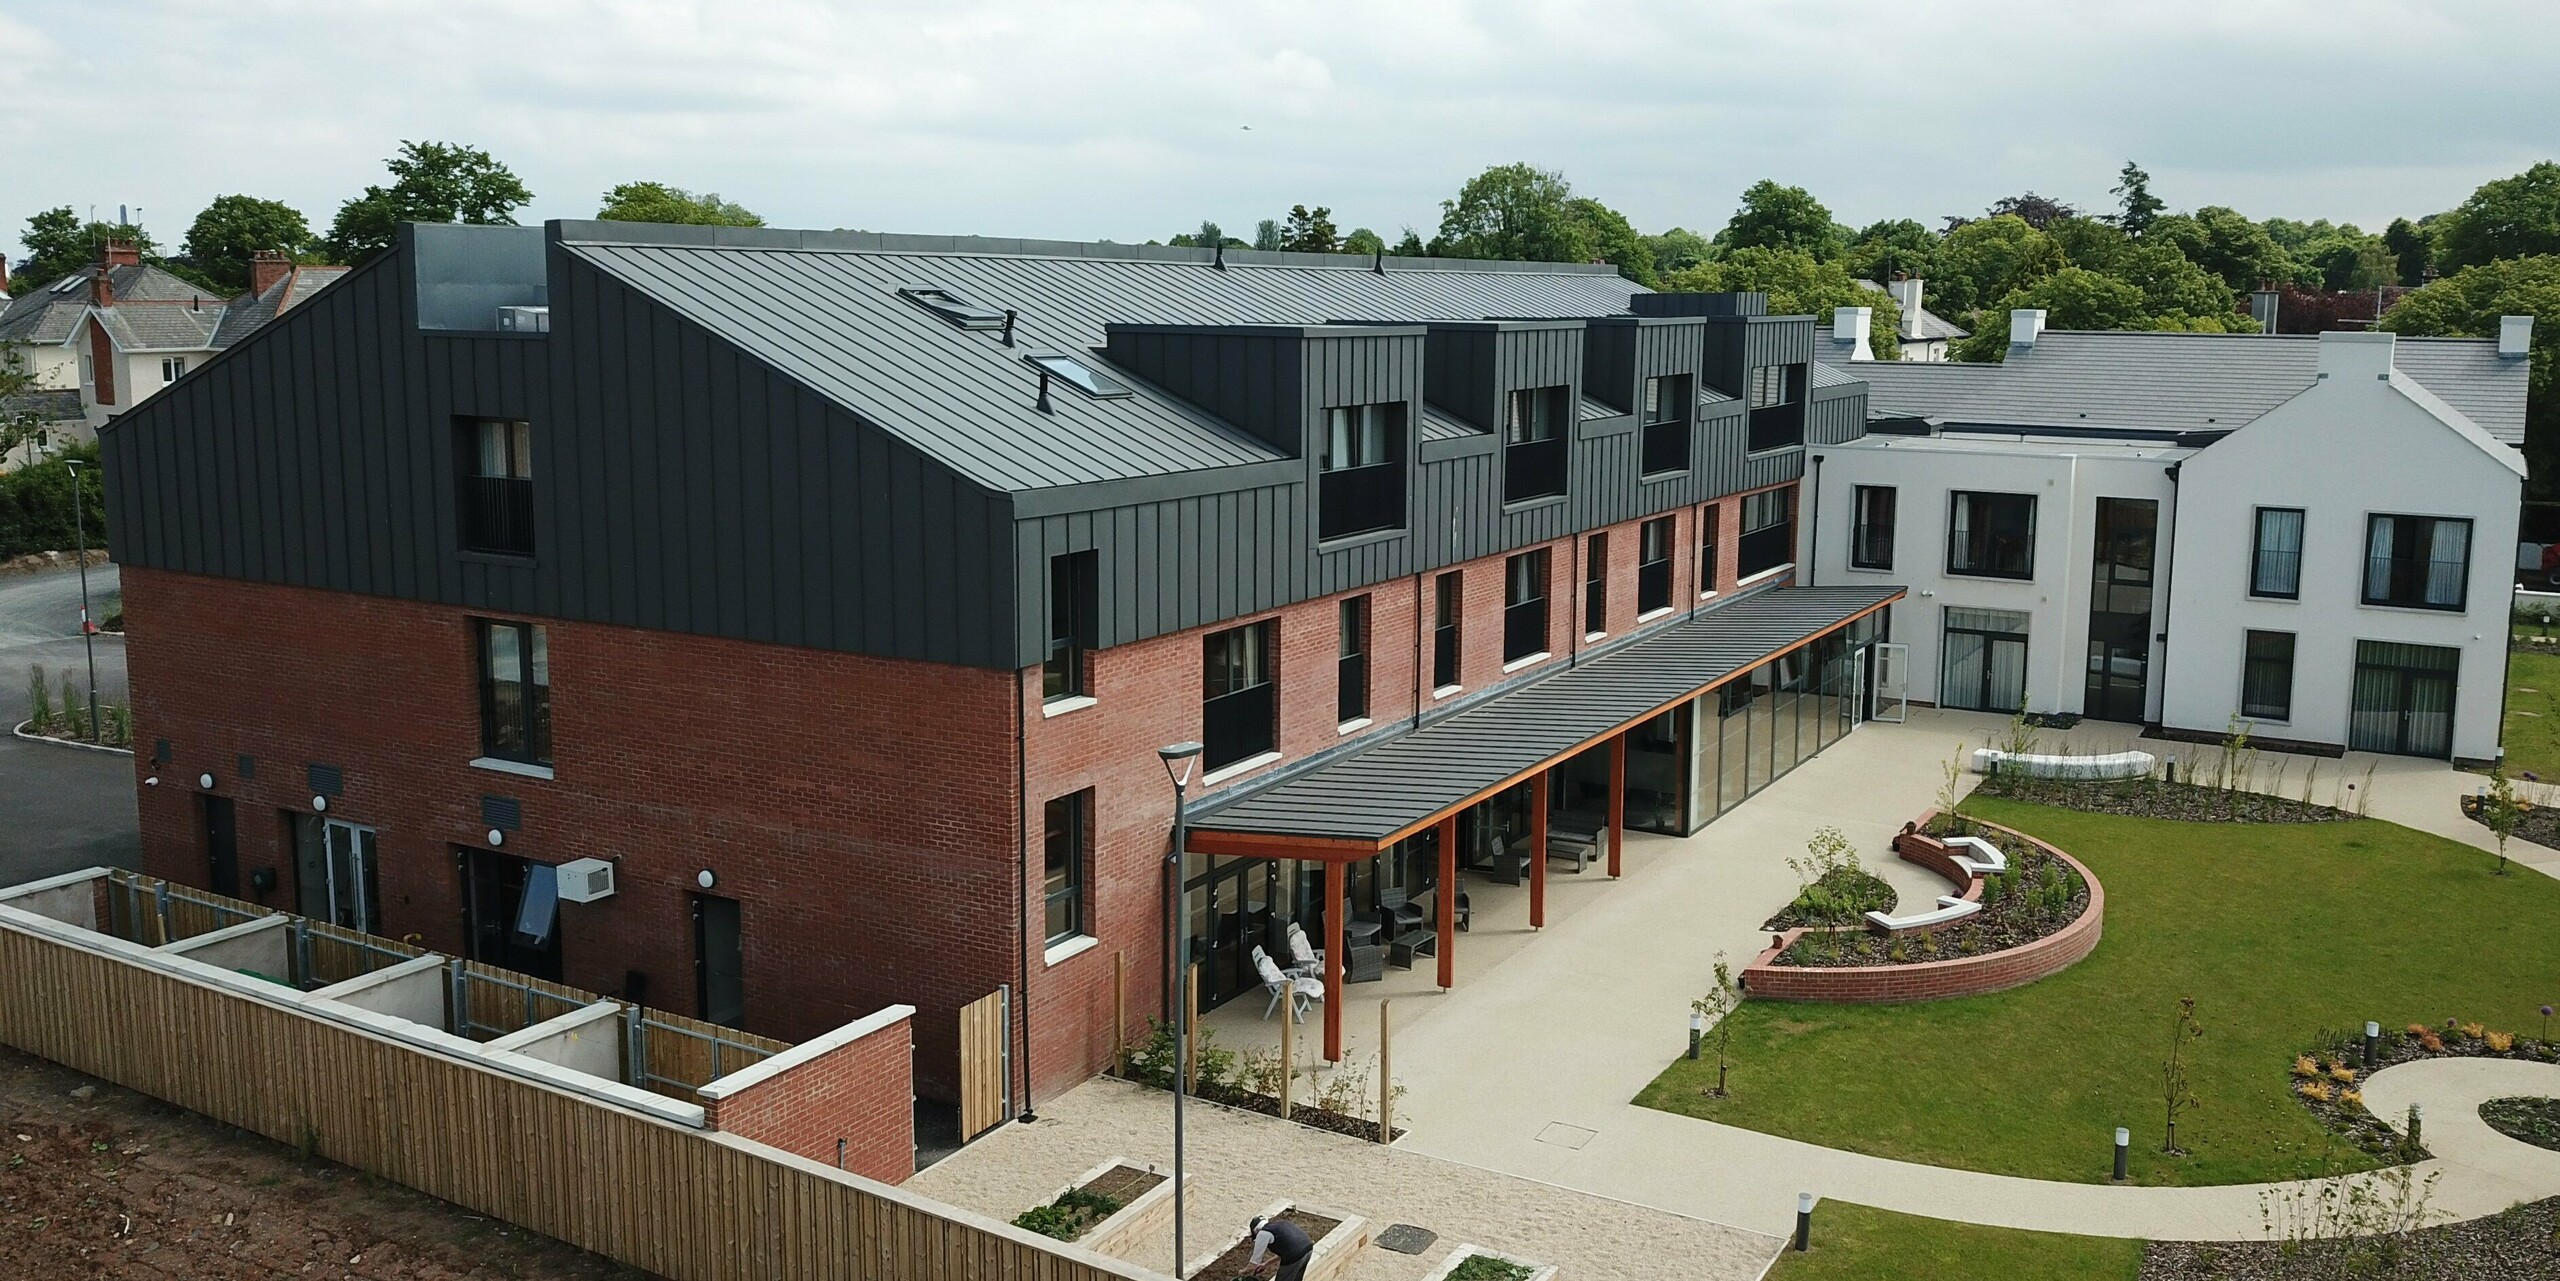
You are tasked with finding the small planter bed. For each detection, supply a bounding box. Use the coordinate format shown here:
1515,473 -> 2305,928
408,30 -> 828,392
1185,1202 -> 1366,1281
2482,1097 -> 2560,1152
2460,791 -> 2560,852
1760,865 -> 1895,932
1771,821 -> 2084,968
2288,1022 -> 2560,1162
1420,1244 -> 1555,1281
1118,1026 -> 1405,1143
2143,1193 -> 2560,1279
1012,1158 -> 1169,1245
1971,771 -> 2351,824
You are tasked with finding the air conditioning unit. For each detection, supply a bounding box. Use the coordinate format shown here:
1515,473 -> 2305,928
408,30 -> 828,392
496,305 -> 551,333
556,857 -> 617,903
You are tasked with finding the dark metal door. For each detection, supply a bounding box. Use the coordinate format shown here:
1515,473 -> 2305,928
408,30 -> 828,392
201,797 -> 238,898
693,894 -> 744,1028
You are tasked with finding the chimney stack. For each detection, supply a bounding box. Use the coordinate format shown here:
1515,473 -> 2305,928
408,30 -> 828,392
90,267 -> 114,308
2315,330 -> 2395,380
2500,314 -> 2535,359
1833,306 -> 1874,362
100,239 -> 141,268
2008,308 -> 2047,350
1886,276 -> 1923,325
250,250 -> 293,296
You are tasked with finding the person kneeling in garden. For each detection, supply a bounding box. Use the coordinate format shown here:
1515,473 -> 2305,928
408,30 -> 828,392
1246,1213 -> 1315,1280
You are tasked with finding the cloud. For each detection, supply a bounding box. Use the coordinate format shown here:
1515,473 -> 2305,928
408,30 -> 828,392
2,0 -> 2553,265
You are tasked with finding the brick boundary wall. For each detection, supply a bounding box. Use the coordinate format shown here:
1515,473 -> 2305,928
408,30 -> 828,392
1741,815 -> 2105,1003
698,1005 -> 918,1184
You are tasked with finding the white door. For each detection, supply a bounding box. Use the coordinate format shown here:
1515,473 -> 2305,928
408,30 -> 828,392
1872,642 -> 1909,723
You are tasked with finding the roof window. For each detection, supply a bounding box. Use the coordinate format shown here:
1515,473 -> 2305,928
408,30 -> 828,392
1025,353 -> 1131,400
897,286 -> 1008,330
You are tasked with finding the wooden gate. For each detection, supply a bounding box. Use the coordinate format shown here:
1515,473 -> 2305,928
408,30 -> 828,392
957,985 -> 1012,1141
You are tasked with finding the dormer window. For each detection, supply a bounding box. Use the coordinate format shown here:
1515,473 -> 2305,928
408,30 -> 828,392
1318,402 -> 1406,540
1640,374 -> 1692,476
1745,363 -> 1805,452
896,287 -> 1007,330
1025,353 -> 1132,400
1502,385 -> 1570,504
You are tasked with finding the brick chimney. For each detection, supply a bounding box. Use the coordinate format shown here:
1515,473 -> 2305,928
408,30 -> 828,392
250,250 -> 293,296
100,239 -> 141,268
90,267 -> 113,308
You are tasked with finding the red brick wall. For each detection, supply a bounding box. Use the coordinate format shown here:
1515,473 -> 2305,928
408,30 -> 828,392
87,319 -> 116,406
701,1010 -> 916,1184
121,567 -> 1021,1102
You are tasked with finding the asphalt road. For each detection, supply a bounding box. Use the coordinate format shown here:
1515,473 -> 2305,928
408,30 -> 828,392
0,562 -> 138,883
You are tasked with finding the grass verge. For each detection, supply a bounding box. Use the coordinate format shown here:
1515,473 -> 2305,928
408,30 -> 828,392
2500,647 -> 2560,780
1762,1202 -> 2141,1280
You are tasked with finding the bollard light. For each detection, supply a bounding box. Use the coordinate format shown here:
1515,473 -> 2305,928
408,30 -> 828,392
2112,1127 -> 2130,1182
2409,1103 -> 2423,1150
1688,1011 -> 1704,1061
1794,1193 -> 1813,1252
2364,1020 -> 2380,1069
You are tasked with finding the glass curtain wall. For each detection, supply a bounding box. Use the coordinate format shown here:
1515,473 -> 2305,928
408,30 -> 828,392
1685,615 -> 1885,831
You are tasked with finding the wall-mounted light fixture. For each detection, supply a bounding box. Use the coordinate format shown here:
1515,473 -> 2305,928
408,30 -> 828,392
486,829 -> 505,847
197,773 -> 215,789
311,795 -> 329,812
697,869 -> 717,889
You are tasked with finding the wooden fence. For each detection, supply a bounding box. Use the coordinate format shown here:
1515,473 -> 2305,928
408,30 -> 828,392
0,914 -> 1161,1281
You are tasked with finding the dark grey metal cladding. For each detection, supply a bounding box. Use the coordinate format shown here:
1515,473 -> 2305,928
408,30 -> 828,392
1631,291 -> 1768,319
1700,314 -> 1815,399
1016,484 -> 1306,660
1190,584 -> 1901,843
1421,320 -> 1581,431
1101,325 -> 1309,455
1807,379 -> 1869,446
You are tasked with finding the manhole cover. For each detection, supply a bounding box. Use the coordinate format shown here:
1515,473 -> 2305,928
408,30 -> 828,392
1535,1121 -> 1598,1149
1375,1224 -> 1438,1255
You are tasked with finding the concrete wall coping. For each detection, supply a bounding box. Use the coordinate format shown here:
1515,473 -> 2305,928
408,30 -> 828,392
0,867 -> 112,903
306,952 -> 448,1001
696,1002 -> 914,1101
484,999 -> 623,1053
156,913 -> 290,956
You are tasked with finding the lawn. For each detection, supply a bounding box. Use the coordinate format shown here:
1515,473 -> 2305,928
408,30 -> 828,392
2500,646 -> 2560,780
1763,1202 -> 2140,1280
1637,797 -> 2560,1185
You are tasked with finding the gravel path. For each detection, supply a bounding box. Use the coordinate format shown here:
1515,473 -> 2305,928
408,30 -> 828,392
907,1076 -> 1782,1281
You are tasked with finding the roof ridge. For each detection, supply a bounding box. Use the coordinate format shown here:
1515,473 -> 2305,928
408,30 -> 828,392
549,220 -> 1625,276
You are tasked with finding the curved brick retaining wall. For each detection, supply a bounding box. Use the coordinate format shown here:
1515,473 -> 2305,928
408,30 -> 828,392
1741,816 -> 2104,1003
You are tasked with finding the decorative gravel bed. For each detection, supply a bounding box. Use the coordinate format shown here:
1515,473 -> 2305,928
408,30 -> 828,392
1189,1208 -> 1338,1281
2481,1097 -> 2560,1152
1971,772 -> 2352,824
2287,1022 -> 2560,1161
1769,821 -> 2086,968
2460,793 -> 2560,851
2142,1195 -> 2560,1279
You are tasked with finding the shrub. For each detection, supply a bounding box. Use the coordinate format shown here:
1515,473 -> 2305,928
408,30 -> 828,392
0,442 -> 109,560
2486,1030 -> 2515,1053
2458,1021 -> 2485,1042
2292,1055 -> 2319,1079
2329,1064 -> 2356,1084
2299,1080 -> 2335,1104
24,665 -> 51,733
2417,1030 -> 2445,1053
2340,1088 -> 2363,1110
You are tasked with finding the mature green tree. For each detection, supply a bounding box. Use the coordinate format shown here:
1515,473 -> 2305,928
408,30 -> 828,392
1278,204 -> 1339,253
2044,216 -> 2127,273
178,195 -> 315,292
1432,163 -> 1587,264
1983,193 -> 2078,230
1343,227 -> 1385,256
2302,235 -> 2398,291
2147,207 -> 2294,292
1840,218 -> 1938,282
1949,268 -> 2149,361
2110,241 -> 2241,320
1391,228 -> 1427,257
325,140 -> 533,264
1929,214 -> 2064,317
2434,161 -> 2560,271
2111,161 -> 2164,235
2381,254 -> 2560,490
11,207 -> 160,292
1252,219 -> 1282,251
1719,179 -> 1840,258
1664,247 -> 1901,360
1645,227 -> 1714,278
596,182 -> 763,227
1564,196 -> 1655,285
2383,217 -> 2434,285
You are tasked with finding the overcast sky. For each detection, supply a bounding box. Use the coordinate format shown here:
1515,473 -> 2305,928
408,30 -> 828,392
3,0 -> 2554,267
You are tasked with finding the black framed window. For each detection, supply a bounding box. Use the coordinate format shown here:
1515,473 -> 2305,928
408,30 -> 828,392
1738,488 -> 1794,580
2362,514 -> 2471,611
1318,402 -> 1407,540
1337,595 -> 1370,723
1203,621 -> 1278,770
1504,550 -> 1549,662
1638,516 -> 1674,614
1745,364 -> 1804,452
1851,486 -> 1896,570
1699,504 -> 1721,595
1639,374 -> 1692,476
458,418 -> 535,557
1433,571 -> 1462,689
1502,385 -> 1570,503
1045,551 -> 1097,701
2241,630 -> 2296,721
2250,508 -> 2304,599
1947,491 -> 2036,579
1043,791 -> 1089,944
1584,532 -> 1610,634
475,619 -> 551,767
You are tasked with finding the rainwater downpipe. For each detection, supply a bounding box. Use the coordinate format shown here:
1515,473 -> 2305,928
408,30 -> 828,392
1569,530 -> 1586,668
1411,570 -> 1426,730
1013,665 -> 1037,1123
1804,455 -> 1824,588
2154,462 -> 2182,729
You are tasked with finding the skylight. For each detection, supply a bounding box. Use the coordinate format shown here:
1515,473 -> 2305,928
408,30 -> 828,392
1025,353 -> 1132,400
897,286 -> 1007,331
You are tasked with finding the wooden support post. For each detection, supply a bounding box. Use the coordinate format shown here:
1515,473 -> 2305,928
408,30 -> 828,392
1183,964 -> 1199,1093
1278,989 -> 1294,1121
1112,949 -> 1127,1076
1377,999 -> 1393,1144
1529,771 -> 1549,929
1323,859 -> 1345,1063
1608,733 -> 1628,879
1435,814 -> 1457,989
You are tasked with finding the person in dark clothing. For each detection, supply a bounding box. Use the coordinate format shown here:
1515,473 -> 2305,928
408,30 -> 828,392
1246,1213 -> 1315,1280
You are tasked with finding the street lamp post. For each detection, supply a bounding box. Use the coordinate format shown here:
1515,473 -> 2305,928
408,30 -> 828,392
1157,740 -> 1203,1278
63,458 -> 100,742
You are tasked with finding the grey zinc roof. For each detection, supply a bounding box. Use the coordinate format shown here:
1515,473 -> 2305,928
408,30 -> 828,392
1419,401 -> 1487,442
1810,361 -> 1863,390
1191,584 -> 1900,844
1857,329 -> 2529,444
561,230 -> 1646,494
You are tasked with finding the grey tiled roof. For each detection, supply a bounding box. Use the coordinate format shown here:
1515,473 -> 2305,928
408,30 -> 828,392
99,304 -> 219,351
1810,360 -> 1863,390
561,230 -> 1646,493
1855,329 -> 2529,444
0,388 -> 83,422
0,298 -> 87,344
1856,279 -> 1968,341
211,266 -> 351,348
0,262 -> 345,353
1191,584 -> 1901,843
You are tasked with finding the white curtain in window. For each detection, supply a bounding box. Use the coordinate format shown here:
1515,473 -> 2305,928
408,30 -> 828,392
1986,637 -> 2027,712
2424,520 -> 2469,606
2255,509 -> 2302,594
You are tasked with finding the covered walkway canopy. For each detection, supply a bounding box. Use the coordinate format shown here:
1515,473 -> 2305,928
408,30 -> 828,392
1184,583 -> 1902,1058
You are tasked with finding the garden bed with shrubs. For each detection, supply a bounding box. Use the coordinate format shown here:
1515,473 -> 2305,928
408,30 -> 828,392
1971,770 -> 2353,825
1769,819 -> 2087,969
2143,1194 -> 2560,1279
17,665 -> 134,750
1116,1020 -> 1405,1143
2288,1019 -> 2560,1162
2482,1097 -> 2560,1153
2459,786 -> 2560,853
1010,1161 -> 1166,1243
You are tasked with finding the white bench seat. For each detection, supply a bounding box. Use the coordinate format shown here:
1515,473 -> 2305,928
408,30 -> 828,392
1970,748 -> 2153,780
1864,896 -> 1981,932
1945,835 -> 2008,876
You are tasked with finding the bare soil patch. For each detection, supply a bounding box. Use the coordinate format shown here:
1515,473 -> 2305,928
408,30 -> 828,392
1190,1209 -> 1337,1280
0,1046 -> 645,1280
